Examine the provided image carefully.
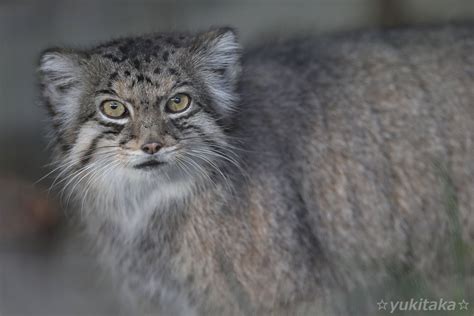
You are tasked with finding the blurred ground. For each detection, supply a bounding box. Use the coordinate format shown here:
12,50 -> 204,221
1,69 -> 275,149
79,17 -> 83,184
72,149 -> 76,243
0,178 -> 132,315
1,0 -> 474,315
0,229 -> 132,316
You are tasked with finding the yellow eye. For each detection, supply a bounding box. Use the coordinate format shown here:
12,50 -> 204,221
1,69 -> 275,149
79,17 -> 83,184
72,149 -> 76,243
101,100 -> 128,119
166,94 -> 191,113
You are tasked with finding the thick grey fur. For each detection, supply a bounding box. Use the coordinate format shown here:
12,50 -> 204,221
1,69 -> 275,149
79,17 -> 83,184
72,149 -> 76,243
38,25 -> 474,315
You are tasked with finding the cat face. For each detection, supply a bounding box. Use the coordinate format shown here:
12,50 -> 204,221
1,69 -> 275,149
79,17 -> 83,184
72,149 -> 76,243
39,28 -> 241,196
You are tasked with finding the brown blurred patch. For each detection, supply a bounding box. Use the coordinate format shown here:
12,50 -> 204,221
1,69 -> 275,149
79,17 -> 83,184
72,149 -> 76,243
0,175 -> 60,240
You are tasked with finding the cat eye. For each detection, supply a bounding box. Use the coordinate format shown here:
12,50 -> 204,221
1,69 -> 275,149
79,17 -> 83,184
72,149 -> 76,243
166,93 -> 191,113
100,100 -> 128,119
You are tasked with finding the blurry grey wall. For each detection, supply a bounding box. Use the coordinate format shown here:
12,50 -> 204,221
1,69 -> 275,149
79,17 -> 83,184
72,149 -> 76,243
1,0 -> 474,180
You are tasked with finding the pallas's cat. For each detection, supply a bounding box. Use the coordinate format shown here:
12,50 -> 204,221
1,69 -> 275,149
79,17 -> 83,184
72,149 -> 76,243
39,26 -> 474,315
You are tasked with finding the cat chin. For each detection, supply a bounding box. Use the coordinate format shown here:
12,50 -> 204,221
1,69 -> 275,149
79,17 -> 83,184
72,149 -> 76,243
77,166 -> 198,225
74,161 -> 209,216
112,164 -> 203,193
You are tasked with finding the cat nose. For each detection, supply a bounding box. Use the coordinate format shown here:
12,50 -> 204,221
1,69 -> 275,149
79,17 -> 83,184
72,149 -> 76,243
141,142 -> 162,155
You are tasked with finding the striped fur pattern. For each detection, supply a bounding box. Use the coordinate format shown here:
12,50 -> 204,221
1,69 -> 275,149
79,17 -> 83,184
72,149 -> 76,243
38,26 -> 474,315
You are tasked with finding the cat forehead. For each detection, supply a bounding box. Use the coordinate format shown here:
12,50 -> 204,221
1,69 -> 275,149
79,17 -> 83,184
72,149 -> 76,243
90,34 -> 191,65
84,34 -> 195,98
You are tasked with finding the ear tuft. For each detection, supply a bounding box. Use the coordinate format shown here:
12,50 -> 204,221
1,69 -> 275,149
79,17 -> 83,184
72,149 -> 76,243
192,27 -> 242,114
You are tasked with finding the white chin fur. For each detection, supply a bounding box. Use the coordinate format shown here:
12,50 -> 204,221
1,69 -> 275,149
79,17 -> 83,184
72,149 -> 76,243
77,165 -> 197,235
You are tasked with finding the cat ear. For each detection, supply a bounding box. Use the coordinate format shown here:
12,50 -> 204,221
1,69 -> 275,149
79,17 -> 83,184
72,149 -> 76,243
191,27 -> 242,114
38,48 -> 85,118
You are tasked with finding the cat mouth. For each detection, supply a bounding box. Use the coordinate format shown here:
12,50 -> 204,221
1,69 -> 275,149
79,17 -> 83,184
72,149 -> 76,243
134,160 -> 165,170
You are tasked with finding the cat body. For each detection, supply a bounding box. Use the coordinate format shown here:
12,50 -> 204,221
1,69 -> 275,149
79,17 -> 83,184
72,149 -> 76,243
39,25 -> 474,315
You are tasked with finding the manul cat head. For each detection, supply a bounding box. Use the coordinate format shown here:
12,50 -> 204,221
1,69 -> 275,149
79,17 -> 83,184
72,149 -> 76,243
39,28 -> 241,194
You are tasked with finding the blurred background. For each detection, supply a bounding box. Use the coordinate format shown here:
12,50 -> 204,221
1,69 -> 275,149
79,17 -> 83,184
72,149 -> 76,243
1,0 -> 474,315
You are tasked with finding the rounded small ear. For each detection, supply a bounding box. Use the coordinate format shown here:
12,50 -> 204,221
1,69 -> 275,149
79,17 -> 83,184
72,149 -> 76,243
191,27 -> 242,114
38,48 -> 85,117
39,48 -> 83,96
191,27 -> 241,84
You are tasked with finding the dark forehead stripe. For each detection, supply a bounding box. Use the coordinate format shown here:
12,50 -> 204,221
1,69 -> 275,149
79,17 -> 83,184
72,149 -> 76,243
132,73 -> 154,86
107,72 -> 119,88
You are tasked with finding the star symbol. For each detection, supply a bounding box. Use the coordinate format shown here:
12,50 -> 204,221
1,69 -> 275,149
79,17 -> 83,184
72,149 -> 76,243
377,299 -> 388,311
458,299 -> 469,310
